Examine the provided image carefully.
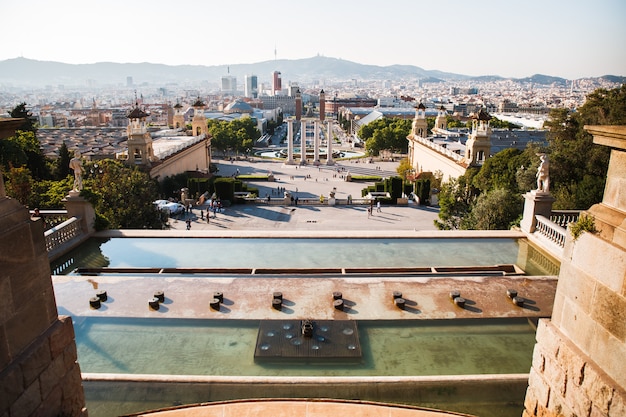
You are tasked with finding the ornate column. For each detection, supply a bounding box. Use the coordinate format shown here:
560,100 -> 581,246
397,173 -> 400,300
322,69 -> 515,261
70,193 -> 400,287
326,121 -> 335,166
300,121 -> 307,165
286,120 -> 295,165
313,120 -> 320,165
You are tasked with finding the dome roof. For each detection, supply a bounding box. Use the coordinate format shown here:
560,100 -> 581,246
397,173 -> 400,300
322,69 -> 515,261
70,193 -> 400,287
224,100 -> 253,114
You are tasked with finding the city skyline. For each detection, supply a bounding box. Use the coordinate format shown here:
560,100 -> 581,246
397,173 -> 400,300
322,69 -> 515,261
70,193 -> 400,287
1,0 -> 625,80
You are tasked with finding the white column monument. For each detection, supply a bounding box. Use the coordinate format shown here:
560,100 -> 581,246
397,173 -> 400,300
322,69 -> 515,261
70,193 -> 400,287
326,120 -> 335,166
300,121 -> 307,165
313,121 -> 320,165
286,120 -> 295,165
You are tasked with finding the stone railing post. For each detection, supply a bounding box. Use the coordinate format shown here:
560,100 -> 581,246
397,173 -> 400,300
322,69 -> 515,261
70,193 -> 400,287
62,191 -> 96,235
520,190 -> 556,233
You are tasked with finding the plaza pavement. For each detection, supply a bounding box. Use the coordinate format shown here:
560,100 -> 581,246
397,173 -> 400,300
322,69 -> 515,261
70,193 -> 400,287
169,156 -> 441,232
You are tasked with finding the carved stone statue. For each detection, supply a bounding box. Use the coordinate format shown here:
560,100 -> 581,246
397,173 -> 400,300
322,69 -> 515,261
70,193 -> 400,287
69,151 -> 85,191
536,153 -> 550,193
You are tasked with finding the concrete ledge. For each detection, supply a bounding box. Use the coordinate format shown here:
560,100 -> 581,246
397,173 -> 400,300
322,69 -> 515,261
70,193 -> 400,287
95,229 -> 527,239
83,374 -> 529,416
53,275 -> 557,320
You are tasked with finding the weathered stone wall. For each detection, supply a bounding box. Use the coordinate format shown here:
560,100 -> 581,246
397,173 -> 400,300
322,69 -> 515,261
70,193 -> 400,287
0,197 -> 86,417
524,126 -> 626,417
524,320 -> 625,417
1,317 -> 86,417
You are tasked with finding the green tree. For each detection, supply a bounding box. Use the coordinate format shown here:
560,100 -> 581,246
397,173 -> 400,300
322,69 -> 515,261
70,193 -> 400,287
396,157 -> 413,180
0,130 -> 50,179
489,117 -> 521,130
29,178 -> 73,209
465,188 -> 523,230
471,148 -> 530,193
5,166 -> 33,205
434,171 -> 478,230
207,118 -> 261,157
543,107 -> 609,209
5,103 -> 50,179
53,141 -> 72,180
8,102 -> 37,133
82,159 -> 164,229
359,118 -> 411,156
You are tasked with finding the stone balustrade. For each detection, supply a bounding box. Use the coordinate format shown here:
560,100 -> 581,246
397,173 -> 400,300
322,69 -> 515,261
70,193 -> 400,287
31,209 -> 68,230
412,135 -> 465,162
549,210 -> 580,228
44,216 -> 82,253
535,214 -> 567,248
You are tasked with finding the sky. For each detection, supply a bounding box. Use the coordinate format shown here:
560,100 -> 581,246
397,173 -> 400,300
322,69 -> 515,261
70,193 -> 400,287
1,0 -> 625,79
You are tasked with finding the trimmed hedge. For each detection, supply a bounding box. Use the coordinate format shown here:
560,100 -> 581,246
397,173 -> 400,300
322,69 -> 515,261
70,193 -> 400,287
236,174 -> 271,180
350,175 -> 383,181
214,177 -> 235,201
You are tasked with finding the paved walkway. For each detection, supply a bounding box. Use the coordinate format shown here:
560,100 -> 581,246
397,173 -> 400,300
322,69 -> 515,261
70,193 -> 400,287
170,157 -> 440,232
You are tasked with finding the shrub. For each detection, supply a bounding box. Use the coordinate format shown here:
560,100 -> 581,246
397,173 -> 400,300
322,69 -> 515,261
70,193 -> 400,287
570,214 -> 597,241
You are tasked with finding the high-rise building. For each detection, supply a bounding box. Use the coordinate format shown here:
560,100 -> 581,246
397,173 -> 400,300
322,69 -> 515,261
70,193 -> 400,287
245,74 -> 258,98
272,71 -> 282,96
288,84 -> 299,97
221,76 -> 237,95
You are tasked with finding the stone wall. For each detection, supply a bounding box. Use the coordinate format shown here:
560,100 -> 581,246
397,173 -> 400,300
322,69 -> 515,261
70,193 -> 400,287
524,320 -> 625,417
149,138 -> 209,180
523,126 -> 626,417
0,197 -> 86,417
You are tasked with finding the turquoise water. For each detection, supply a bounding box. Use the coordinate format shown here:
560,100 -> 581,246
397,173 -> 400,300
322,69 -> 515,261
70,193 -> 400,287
74,317 -> 536,376
52,237 -> 528,275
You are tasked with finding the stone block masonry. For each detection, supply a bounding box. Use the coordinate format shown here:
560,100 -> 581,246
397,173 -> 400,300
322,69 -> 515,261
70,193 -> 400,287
525,320 -> 625,417
524,126 -> 626,417
1,317 -> 86,417
0,196 -> 86,417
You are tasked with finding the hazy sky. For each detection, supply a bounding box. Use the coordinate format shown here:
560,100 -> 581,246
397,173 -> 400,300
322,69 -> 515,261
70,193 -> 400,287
2,0 -> 625,79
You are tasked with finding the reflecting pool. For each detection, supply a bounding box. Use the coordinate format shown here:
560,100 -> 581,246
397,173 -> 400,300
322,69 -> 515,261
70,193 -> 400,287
51,237 -> 557,275
74,317 -> 537,376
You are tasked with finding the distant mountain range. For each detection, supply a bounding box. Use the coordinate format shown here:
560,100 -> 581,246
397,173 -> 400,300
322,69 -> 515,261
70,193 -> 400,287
0,56 -> 623,88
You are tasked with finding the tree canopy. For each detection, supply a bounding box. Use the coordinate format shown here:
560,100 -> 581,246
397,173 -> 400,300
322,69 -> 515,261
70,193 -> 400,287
81,159 -> 164,229
358,118 -> 411,156
207,118 -> 260,156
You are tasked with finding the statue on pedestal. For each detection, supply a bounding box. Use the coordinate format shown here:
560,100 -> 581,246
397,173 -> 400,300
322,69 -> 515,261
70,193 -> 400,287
69,151 -> 85,192
536,153 -> 550,193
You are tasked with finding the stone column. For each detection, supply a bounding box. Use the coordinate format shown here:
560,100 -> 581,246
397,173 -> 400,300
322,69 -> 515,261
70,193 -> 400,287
286,120 -> 295,165
519,190 -> 556,233
313,121 -> 320,165
300,121 -> 307,165
326,121 -> 335,166
63,192 -> 97,235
